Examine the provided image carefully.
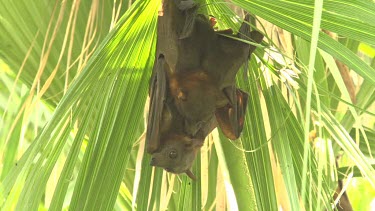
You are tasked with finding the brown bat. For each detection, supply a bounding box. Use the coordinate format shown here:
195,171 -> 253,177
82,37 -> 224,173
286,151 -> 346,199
146,0 -> 263,179
147,55 -> 217,178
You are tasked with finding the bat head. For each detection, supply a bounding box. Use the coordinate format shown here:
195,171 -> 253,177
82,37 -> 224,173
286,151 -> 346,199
149,134 -> 203,179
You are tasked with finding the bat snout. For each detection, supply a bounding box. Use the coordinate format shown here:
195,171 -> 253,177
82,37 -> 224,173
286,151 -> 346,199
146,144 -> 159,154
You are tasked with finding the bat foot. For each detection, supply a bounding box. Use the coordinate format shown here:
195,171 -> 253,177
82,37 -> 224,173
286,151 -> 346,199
176,0 -> 196,11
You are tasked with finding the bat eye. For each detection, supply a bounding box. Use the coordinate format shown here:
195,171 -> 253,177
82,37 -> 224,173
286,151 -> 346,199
169,150 -> 178,159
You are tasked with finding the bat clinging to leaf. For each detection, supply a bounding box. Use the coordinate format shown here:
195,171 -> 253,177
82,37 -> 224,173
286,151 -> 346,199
146,0 -> 264,179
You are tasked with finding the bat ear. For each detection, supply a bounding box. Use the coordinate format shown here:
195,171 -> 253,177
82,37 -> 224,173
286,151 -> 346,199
184,138 -> 203,149
185,169 -> 197,180
216,88 -> 249,140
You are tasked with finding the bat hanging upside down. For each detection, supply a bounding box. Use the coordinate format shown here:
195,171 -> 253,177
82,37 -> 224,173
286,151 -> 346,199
146,0 -> 263,179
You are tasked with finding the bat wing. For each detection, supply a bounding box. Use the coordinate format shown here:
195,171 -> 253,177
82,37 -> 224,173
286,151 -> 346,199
146,55 -> 168,153
238,14 -> 264,55
215,87 -> 249,140
212,28 -> 263,89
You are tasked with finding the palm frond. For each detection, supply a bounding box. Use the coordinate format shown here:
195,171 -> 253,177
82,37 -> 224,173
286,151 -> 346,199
1,0 -> 374,210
